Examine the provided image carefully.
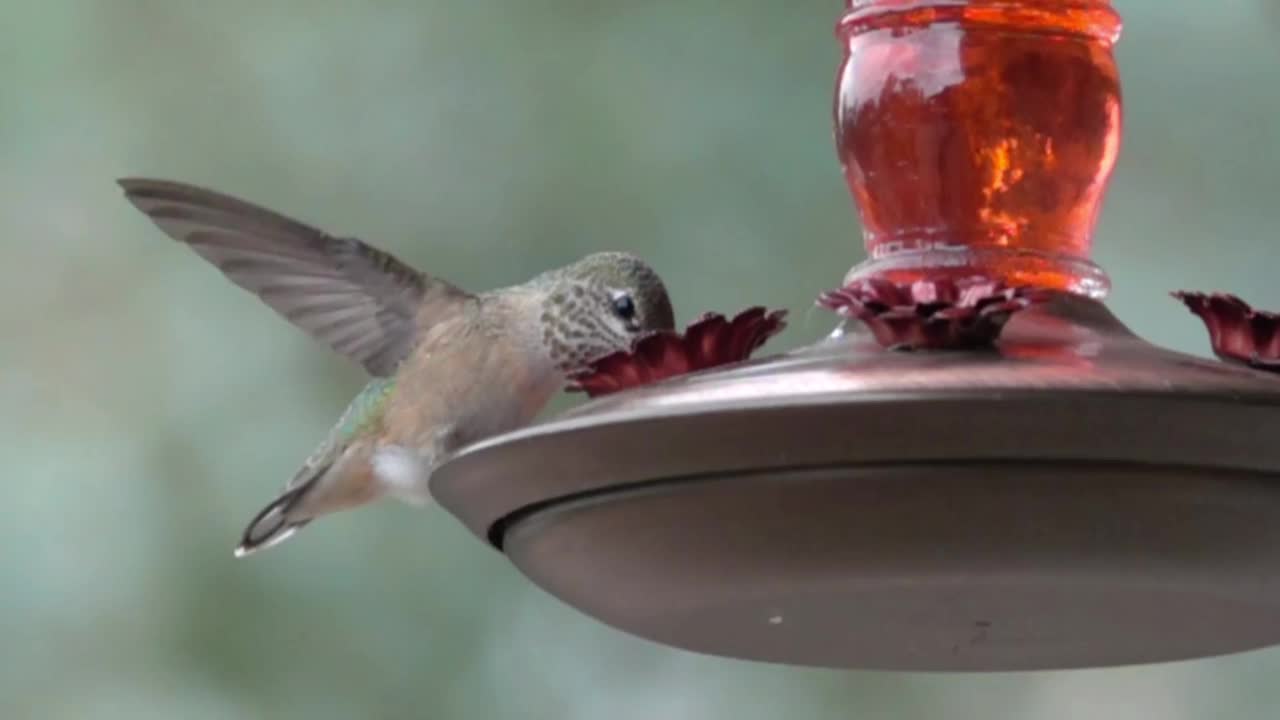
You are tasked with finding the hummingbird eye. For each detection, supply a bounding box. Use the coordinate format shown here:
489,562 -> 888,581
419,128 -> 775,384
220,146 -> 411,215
611,292 -> 637,323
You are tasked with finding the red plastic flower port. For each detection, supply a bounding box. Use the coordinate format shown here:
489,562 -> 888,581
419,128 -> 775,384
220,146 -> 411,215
567,307 -> 788,397
817,276 -> 1052,350
1173,291 -> 1280,371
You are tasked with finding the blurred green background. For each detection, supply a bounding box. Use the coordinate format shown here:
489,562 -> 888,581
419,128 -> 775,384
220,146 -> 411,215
3,1 -> 1279,718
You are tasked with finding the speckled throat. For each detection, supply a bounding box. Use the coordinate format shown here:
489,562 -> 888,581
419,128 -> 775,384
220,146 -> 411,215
537,278 -> 631,374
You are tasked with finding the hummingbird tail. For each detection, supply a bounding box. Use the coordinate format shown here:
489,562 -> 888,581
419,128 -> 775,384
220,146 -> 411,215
234,487 -> 312,558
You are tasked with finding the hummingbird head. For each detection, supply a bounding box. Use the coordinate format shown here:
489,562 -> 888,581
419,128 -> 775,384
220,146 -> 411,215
536,251 -> 676,373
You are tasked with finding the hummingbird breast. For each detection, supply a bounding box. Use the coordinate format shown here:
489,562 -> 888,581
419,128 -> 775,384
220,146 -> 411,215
378,300 -> 562,463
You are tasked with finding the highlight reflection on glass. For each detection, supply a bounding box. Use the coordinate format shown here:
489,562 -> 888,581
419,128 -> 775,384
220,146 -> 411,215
836,0 -> 1124,298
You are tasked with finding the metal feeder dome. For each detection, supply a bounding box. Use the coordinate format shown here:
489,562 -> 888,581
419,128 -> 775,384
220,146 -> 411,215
431,0 -> 1280,671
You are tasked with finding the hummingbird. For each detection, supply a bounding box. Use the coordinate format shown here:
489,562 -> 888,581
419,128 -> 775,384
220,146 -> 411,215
118,178 -> 675,556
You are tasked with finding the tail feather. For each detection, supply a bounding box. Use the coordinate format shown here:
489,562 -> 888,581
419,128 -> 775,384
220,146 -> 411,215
234,486 -> 312,558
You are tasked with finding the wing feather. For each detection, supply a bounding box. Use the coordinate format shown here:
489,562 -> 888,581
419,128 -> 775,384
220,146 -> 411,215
118,178 -> 474,376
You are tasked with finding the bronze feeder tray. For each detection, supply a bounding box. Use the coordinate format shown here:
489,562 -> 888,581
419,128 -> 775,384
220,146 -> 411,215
431,0 -> 1280,671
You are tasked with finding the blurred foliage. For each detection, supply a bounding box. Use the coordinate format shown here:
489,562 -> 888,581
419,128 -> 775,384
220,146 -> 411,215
1,0 -> 1279,718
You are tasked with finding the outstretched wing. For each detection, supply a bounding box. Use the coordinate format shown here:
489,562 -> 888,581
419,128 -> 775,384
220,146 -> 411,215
118,178 -> 475,376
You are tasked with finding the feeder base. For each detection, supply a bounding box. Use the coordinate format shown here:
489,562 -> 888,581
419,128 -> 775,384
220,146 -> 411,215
433,297 -> 1280,670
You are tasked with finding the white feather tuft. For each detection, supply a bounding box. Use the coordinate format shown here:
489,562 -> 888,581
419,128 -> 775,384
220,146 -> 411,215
372,446 -> 432,505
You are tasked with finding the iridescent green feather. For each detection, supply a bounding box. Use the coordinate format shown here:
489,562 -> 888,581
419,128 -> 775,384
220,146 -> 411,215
286,377 -> 395,491
335,377 -> 396,440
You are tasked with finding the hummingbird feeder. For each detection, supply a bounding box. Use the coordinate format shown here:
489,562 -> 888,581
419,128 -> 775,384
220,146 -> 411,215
431,0 -> 1280,671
